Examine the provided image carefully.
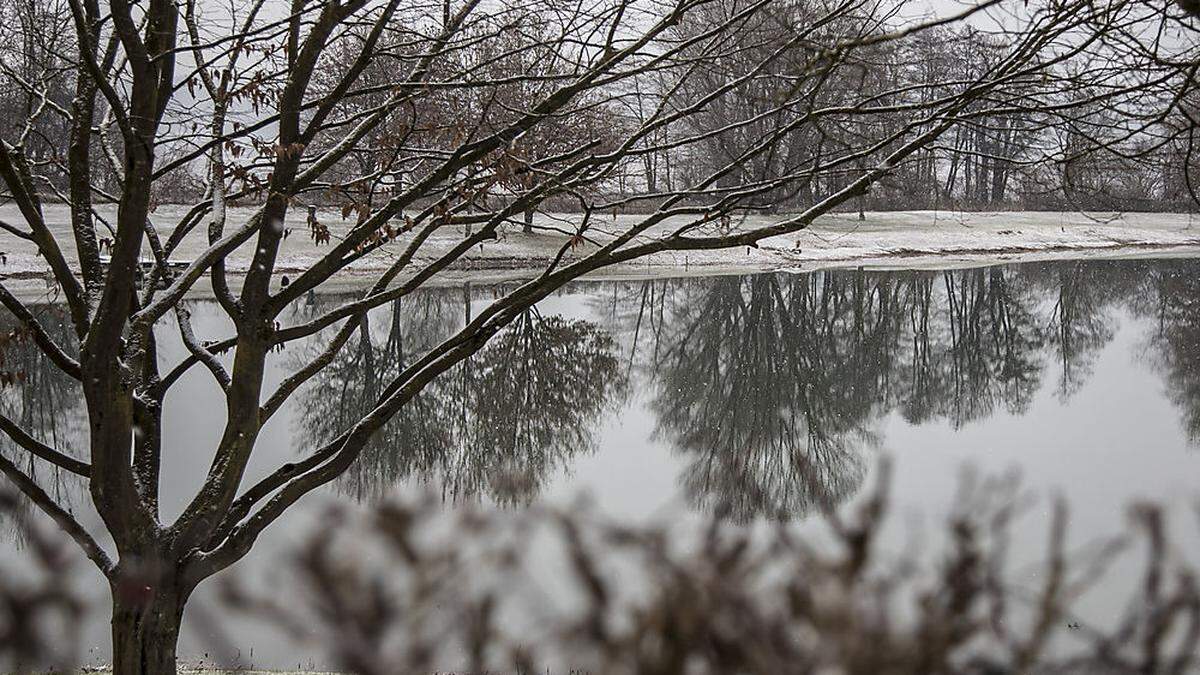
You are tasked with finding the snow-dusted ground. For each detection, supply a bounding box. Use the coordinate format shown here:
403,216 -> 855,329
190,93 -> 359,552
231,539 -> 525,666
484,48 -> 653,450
4,204 -> 1200,293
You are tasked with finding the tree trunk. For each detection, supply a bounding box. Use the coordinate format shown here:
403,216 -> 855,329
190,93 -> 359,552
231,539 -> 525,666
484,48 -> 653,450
110,583 -> 186,675
523,208 -> 535,233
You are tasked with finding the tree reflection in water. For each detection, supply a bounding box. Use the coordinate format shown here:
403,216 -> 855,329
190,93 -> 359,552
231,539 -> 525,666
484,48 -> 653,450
893,267 -> 1046,426
289,288 -> 628,505
1020,260 -> 1140,401
1137,260 -> 1200,442
7,260 -> 1196,534
0,304 -> 87,535
616,261 -> 1146,520
283,260 -> 1200,520
289,291 -> 462,502
644,274 -> 883,521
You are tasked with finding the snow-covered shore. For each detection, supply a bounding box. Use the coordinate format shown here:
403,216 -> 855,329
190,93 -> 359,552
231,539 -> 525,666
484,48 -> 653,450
4,205 -> 1200,294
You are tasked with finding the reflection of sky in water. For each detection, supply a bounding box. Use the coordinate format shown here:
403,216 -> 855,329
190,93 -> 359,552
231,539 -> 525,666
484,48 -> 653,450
2,259 -> 1200,669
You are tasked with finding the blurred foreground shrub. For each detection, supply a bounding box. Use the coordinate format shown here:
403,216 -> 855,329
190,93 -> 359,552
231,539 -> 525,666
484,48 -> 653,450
2,466 -> 1198,674
0,491 -> 85,672
220,467 -> 1200,675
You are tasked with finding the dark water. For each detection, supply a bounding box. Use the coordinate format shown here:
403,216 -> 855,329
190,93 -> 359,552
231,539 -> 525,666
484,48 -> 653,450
3,258 -> 1200,669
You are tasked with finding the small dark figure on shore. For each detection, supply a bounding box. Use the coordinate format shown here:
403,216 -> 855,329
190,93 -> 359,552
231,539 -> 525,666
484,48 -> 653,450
308,205 -> 331,245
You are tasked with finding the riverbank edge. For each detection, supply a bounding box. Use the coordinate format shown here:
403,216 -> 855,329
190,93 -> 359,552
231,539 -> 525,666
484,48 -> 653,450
6,209 -> 1200,299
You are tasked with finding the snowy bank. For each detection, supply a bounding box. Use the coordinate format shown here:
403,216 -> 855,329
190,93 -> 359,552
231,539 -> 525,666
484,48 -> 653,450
3,206 -> 1200,294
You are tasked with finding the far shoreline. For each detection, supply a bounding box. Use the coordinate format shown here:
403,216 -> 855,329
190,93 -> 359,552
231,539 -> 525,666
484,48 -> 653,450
3,207 -> 1200,298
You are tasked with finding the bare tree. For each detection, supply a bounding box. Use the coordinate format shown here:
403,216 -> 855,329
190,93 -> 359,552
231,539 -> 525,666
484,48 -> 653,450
0,0 -> 1194,670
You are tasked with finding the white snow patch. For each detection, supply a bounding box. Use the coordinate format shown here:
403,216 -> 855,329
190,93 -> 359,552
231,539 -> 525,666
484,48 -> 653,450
2,205 -> 1199,293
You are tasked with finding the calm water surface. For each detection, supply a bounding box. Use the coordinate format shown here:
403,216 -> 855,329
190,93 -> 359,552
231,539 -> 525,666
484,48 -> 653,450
3,258 -> 1200,669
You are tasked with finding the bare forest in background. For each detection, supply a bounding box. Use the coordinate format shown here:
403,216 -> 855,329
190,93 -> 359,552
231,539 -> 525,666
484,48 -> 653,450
4,0 -> 1200,216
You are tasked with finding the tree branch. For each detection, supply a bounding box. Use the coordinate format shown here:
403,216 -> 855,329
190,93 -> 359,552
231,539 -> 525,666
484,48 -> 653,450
0,414 -> 90,477
0,452 -> 113,576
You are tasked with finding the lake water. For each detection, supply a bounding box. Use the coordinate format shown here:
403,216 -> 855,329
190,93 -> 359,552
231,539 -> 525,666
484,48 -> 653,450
3,257 -> 1200,670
